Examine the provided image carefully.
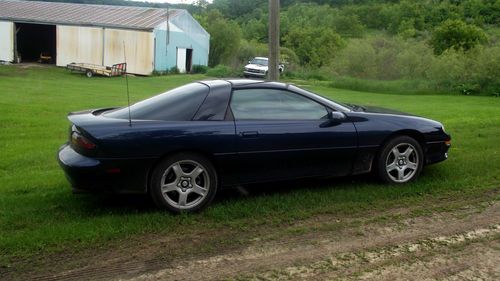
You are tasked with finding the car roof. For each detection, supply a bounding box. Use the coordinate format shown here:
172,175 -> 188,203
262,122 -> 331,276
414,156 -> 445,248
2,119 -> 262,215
254,57 -> 268,60
197,79 -> 350,112
199,79 -> 289,90
229,80 -> 288,90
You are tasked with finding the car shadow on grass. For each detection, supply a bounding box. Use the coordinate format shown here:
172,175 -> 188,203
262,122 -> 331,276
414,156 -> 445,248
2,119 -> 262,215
74,174 -> 377,214
220,174 -> 375,200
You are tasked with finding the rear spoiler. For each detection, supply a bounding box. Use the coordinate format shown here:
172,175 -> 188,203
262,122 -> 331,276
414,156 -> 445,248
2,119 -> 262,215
67,108 -> 129,132
68,107 -> 117,117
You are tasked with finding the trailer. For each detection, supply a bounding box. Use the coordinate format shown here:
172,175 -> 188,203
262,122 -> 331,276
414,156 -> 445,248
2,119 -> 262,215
66,62 -> 127,78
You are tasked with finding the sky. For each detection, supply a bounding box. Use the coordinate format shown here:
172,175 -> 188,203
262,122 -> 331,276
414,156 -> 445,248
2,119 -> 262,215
127,0 -> 212,4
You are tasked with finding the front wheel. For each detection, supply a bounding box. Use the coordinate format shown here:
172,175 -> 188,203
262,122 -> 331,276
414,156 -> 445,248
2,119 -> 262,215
376,136 -> 423,184
150,153 -> 218,213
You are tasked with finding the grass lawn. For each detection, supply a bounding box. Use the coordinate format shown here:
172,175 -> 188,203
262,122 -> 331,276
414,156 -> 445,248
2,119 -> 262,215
0,65 -> 499,268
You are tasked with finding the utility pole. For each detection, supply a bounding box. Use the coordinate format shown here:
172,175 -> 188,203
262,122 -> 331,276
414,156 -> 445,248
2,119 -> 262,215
268,0 -> 280,81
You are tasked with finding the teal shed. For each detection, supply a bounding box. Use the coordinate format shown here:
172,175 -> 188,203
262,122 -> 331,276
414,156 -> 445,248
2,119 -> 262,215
153,9 -> 210,73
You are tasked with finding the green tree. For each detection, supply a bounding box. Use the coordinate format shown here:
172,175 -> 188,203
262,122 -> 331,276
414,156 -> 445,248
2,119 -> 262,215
198,10 -> 242,66
211,0 -> 266,19
430,19 -> 487,55
242,18 -> 267,42
332,14 -> 365,38
283,26 -> 344,67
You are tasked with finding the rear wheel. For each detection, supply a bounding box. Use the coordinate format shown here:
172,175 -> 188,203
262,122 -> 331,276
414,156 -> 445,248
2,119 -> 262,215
150,153 -> 217,213
376,136 -> 423,184
85,70 -> 93,78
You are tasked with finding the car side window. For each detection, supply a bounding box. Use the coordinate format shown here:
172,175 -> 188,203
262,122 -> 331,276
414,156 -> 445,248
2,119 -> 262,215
230,89 -> 328,120
105,83 -> 209,121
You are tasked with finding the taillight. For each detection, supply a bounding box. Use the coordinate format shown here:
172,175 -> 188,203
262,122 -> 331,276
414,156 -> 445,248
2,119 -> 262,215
71,130 -> 96,150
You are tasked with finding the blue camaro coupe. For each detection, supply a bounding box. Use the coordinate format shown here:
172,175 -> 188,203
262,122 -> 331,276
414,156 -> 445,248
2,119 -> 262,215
58,80 -> 451,212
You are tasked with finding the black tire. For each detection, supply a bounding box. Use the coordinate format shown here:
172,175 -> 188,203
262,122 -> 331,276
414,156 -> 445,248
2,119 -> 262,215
85,70 -> 93,78
376,136 -> 424,184
150,152 -> 218,213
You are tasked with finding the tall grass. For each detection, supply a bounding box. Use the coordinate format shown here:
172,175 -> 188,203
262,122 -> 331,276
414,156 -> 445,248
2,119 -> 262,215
285,34 -> 499,95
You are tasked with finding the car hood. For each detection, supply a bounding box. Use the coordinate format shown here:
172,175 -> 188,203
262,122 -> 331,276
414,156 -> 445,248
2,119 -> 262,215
349,104 -> 445,129
245,64 -> 268,70
359,105 -> 417,117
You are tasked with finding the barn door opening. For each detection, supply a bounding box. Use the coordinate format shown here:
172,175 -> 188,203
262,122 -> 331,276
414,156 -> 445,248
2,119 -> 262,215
185,48 -> 193,73
15,23 -> 56,64
176,47 -> 186,73
176,48 -> 193,73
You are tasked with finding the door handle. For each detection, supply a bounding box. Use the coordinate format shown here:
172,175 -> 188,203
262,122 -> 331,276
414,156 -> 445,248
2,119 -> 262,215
240,131 -> 259,138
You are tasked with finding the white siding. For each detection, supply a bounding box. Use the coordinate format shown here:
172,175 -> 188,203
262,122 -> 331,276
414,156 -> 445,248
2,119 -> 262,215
56,25 -> 154,75
103,28 -> 154,75
0,21 -> 14,62
56,25 -> 103,66
176,47 -> 187,73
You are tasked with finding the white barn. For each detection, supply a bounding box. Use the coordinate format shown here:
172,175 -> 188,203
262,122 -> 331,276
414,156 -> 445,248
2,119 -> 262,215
0,0 -> 209,75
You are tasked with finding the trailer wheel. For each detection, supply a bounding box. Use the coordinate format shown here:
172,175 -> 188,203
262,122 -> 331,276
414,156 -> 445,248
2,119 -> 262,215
86,70 -> 94,78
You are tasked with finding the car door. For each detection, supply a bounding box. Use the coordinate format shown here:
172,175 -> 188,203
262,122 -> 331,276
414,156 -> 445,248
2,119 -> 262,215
230,88 -> 358,184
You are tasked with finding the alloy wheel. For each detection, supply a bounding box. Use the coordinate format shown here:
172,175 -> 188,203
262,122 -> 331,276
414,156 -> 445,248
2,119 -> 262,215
160,160 -> 210,210
385,143 -> 419,183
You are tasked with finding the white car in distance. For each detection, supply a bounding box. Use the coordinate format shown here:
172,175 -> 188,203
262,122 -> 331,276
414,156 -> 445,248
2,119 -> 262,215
243,57 -> 284,78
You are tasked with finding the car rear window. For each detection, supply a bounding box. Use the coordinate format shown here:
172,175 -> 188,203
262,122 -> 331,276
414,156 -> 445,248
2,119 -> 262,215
105,83 -> 209,121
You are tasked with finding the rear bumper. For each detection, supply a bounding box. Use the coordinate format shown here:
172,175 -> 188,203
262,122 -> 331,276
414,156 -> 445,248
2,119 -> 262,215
425,141 -> 451,165
57,144 -> 150,194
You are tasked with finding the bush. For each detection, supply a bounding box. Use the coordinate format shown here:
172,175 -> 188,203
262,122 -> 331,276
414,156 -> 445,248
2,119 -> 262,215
331,38 -> 377,78
430,20 -> 487,55
290,34 -> 498,96
191,65 -> 208,74
395,40 -> 435,79
468,46 -> 500,95
428,46 -> 500,95
283,26 -> 344,68
206,65 -> 233,77
168,67 -> 180,74
152,70 -> 167,76
332,14 -> 365,38
234,40 -> 268,68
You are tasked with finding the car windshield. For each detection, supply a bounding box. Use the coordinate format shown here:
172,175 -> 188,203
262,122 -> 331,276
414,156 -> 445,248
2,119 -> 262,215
250,58 -> 268,66
104,83 -> 209,121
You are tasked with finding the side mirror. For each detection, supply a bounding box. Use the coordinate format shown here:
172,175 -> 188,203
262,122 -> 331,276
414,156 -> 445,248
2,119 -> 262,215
320,111 -> 346,127
329,111 -> 346,121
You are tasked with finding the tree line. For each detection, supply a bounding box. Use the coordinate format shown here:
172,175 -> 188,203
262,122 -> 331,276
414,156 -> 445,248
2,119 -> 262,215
200,0 -> 499,95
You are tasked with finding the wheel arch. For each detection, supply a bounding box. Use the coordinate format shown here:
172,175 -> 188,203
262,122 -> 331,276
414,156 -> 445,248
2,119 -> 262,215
375,129 -> 426,166
384,129 -> 425,147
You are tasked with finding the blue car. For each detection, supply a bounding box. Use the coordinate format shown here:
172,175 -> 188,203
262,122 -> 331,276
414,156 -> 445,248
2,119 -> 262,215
58,79 -> 451,212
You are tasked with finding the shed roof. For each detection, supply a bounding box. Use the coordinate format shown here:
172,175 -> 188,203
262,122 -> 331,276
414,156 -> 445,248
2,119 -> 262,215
0,0 -> 183,31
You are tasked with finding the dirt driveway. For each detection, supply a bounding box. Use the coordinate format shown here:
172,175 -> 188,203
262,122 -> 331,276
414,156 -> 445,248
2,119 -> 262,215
4,189 -> 499,281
